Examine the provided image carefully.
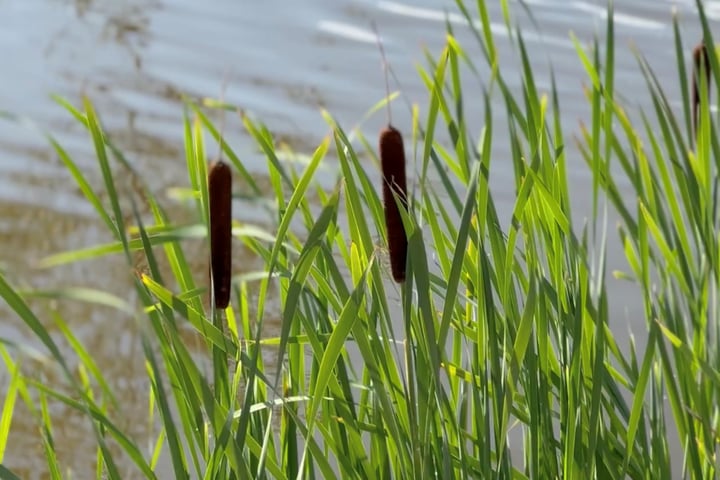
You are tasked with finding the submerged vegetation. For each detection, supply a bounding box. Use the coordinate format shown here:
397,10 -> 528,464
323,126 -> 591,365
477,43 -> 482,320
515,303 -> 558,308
3,1 -> 720,478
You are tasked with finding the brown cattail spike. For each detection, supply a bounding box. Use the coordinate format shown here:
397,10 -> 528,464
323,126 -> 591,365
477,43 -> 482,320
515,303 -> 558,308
380,125 -> 408,283
692,42 -> 712,136
209,161 -> 232,309
373,23 -> 408,282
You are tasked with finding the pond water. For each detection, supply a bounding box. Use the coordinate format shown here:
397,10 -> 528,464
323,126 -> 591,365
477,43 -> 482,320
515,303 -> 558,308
0,0 -> 717,476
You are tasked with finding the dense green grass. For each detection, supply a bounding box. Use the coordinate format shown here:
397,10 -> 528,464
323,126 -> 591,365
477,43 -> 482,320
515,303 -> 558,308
2,1 -> 720,478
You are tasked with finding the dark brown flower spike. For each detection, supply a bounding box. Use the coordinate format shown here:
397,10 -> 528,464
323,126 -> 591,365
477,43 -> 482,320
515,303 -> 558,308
692,42 -> 712,136
373,22 -> 409,283
208,161 -> 232,309
380,125 -> 408,283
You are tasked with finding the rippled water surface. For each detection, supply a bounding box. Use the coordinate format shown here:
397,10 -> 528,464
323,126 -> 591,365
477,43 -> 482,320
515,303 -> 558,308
1,0 -> 718,476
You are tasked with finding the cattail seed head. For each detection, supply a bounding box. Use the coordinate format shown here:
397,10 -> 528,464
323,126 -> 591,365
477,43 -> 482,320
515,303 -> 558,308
379,125 -> 408,283
208,161 -> 232,309
692,42 -> 712,135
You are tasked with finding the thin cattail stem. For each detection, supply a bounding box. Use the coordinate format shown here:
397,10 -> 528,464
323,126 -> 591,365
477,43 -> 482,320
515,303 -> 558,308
372,21 -> 392,126
380,126 -> 408,283
209,161 -> 232,309
692,42 -> 712,136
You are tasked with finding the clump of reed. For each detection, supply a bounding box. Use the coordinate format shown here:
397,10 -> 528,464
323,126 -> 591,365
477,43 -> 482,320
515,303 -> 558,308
4,2 -> 720,480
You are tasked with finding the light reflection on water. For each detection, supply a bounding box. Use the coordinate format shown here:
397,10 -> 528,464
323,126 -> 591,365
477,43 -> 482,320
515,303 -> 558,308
0,0 -> 717,476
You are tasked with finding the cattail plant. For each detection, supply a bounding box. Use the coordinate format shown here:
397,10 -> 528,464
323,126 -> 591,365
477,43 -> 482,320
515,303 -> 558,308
379,125 -> 408,283
208,161 -> 232,308
692,41 -> 712,135
374,23 -> 408,283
